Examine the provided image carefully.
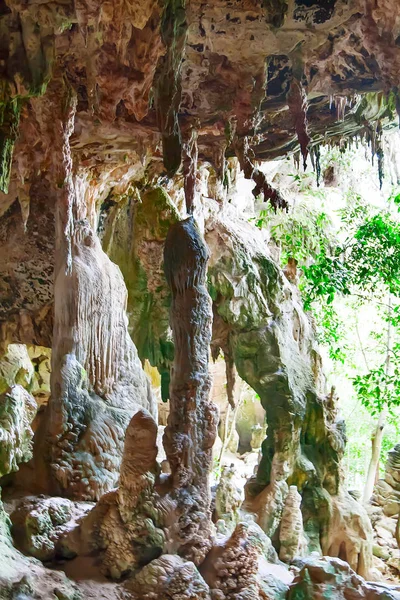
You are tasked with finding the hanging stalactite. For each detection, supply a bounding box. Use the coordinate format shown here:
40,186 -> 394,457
154,0 -> 187,176
0,95 -> 21,194
287,78 -> 310,170
234,137 -> 288,211
182,128 -> 198,214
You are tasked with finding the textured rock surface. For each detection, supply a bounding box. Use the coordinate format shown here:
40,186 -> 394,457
288,555 -> 400,600
1,1 -> 400,347
207,207 -> 373,577
102,186 -> 179,401
76,409 -> 164,578
0,384 -> 37,478
1,0 -> 400,594
214,464 -> 244,530
125,554 -> 211,600
0,381 -> 79,599
0,344 -> 34,394
369,445 -> 400,579
10,495 -> 91,561
47,214 -> 156,501
201,521 -> 286,600
279,485 -> 306,563
162,217 -> 218,564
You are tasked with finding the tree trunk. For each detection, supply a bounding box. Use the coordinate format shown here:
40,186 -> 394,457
363,410 -> 386,504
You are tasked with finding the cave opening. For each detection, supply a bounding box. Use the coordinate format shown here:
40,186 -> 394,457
1,2 -> 400,599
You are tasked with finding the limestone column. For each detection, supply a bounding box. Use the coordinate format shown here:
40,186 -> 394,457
163,216 -> 218,564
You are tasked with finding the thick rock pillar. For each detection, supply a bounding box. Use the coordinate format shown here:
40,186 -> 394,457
163,216 -> 218,564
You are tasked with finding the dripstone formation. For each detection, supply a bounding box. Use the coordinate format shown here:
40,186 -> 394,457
0,0 -> 400,598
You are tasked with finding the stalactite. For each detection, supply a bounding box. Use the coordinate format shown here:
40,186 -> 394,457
163,217 -> 218,564
0,96 -> 21,194
336,96 -> 348,122
287,78 -> 310,170
182,128 -> 198,214
314,144 -> 321,187
234,137 -> 288,211
154,0 -> 187,176
376,120 -> 384,190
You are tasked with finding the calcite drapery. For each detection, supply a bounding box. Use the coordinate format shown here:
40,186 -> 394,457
163,216 -> 218,564
41,82 -> 156,501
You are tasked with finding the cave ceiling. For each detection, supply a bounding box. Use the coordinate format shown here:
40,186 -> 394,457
0,0 -> 400,343
0,0 -> 399,174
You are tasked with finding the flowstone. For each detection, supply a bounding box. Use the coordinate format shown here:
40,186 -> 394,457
0,384 -> 37,478
48,216 -> 156,501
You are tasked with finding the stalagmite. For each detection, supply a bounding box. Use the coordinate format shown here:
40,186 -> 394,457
279,486 -> 306,562
162,216 -> 218,564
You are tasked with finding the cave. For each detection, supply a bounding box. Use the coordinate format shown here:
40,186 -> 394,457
1,1 -> 400,599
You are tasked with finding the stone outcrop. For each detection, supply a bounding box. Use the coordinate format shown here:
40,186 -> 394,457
288,556 -> 400,600
0,373 -> 79,599
125,554 -> 211,600
0,344 -> 34,394
369,445 -> 400,578
10,495 -> 91,562
76,409 -> 164,578
206,207 -> 373,577
214,464 -> 244,531
279,485 -> 306,563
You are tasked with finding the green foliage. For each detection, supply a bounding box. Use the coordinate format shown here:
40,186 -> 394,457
251,151 -> 400,490
252,195 -> 335,266
303,212 -> 400,303
353,347 -> 400,415
310,303 -> 347,362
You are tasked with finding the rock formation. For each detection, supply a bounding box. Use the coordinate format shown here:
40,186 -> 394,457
279,486 -> 306,563
0,378 -> 80,599
0,385 -> 36,478
0,0 -> 400,597
369,445 -> 400,579
214,464 -> 244,531
75,409 -> 163,578
47,213 -> 156,500
207,208 -> 374,578
289,555 -> 400,600
161,217 -> 218,563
